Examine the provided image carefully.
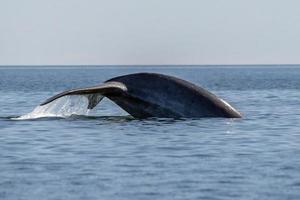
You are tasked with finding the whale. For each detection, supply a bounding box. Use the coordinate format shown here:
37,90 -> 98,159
40,73 -> 242,118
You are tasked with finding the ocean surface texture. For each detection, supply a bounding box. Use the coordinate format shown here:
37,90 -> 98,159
0,66 -> 300,200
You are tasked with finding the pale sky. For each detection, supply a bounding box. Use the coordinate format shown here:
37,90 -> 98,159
1,0 -> 300,65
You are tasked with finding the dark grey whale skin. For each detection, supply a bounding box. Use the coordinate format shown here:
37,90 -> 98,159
40,73 -> 242,119
105,73 -> 242,118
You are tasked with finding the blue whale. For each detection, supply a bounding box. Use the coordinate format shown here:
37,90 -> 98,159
40,73 -> 242,118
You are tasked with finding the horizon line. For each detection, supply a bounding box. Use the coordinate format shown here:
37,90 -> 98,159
1,64 -> 300,67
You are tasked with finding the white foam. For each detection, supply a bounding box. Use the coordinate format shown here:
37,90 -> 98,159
16,95 -> 90,120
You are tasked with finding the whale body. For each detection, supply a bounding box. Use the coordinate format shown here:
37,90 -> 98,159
40,73 -> 242,118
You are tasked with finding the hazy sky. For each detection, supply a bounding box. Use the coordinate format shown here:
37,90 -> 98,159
1,0 -> 300,65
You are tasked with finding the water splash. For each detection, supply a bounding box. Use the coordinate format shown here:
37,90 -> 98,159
16,95 -> 90,120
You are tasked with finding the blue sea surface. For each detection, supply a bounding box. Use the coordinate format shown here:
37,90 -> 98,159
0,66 -> 300,199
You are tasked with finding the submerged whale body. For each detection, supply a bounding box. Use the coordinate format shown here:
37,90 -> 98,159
40,73 -> 242,118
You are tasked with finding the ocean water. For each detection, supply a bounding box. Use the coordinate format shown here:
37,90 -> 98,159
0,66 -> 300,200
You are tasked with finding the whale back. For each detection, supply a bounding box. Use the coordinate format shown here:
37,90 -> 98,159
39,73 -> 241,118
106,73 -> 241,118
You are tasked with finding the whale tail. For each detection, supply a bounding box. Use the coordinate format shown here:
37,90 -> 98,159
40,81 -> 127,109
39,73 -> 242,118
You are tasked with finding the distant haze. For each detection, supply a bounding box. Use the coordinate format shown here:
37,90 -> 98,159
1,0 -> 300,65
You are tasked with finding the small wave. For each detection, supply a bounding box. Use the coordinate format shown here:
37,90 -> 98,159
15,95 -> 91,120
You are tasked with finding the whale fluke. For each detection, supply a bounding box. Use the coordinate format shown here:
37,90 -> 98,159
40,73 -> 242,118
40,81 -> 127,109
